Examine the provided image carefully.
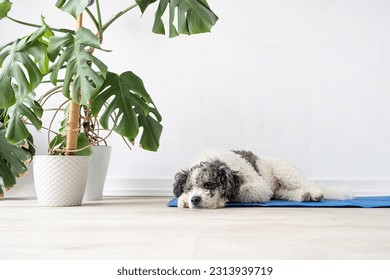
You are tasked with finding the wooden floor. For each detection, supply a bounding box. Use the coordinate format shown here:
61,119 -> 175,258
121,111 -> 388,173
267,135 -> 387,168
1,197 -> 389,259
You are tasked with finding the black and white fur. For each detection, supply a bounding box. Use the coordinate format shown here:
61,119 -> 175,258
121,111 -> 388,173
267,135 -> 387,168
173,149 -> 351,209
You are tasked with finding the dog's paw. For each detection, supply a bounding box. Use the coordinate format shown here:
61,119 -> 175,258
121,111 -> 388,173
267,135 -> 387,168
302,192 -> 324,202
178,200 -> 189,208
177,194 -> 190,208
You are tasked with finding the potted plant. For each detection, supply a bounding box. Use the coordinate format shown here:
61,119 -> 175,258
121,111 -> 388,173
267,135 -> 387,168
0,0 -> 218,205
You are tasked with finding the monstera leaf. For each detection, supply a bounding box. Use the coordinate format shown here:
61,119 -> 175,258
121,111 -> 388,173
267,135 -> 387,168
136,0 -> 218,37
91,71 -> 163,151
0,128 -> 31,196
136,0 -> 157,13
48,27 -> 108,105
0,24 -> 49,109
5,92 -> 43,143
136,107 -> 163,151
0,0 -> 12,20
55,0 -> 89,19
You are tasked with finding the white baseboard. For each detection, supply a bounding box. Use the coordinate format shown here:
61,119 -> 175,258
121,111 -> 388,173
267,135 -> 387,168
103,177 -> 390,197
313,177 -> 390,197
103,178 -> 174,197
5,177 -> 390,198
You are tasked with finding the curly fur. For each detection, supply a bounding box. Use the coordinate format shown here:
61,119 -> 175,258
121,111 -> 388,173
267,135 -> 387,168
173,149 -> 352,209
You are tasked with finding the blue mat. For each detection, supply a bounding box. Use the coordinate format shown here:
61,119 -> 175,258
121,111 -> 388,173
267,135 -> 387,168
167,196 -> 390,208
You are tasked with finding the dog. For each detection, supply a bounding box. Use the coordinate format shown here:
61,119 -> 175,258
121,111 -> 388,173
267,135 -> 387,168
173,149 -> 351,209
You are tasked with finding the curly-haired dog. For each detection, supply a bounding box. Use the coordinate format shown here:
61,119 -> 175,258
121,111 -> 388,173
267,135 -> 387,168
173,149 -> 351,209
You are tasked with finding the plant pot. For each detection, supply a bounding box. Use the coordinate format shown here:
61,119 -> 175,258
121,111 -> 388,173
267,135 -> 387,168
33,155 -> 91,207
83,146 -> 112,201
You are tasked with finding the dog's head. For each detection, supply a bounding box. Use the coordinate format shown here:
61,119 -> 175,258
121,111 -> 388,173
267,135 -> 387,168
173,160 -> 244,209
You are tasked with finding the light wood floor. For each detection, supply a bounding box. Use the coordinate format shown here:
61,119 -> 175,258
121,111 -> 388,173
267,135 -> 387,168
1,197 -> 389,259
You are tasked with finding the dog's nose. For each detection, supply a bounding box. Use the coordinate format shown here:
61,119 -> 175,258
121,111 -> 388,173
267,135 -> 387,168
191,196 -> 201,205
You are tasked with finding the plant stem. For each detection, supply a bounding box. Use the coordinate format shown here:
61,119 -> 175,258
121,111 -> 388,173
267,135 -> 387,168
95,0 -> 103,42
85,8 -> 101,38
7,16 -> 75,34
40,90 -> 63,107
38,85 -> 62,104
102,3 -> 138,32
41,79 -> 64,84
25,122 -> 58,135
48,99 -> 70,153
44,108 -> 66,112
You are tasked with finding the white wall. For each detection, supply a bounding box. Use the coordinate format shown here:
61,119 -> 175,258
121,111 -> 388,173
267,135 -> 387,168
2,0 -> 390,197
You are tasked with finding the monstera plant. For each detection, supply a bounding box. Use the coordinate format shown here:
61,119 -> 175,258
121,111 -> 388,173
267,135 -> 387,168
0,0 -> 218,204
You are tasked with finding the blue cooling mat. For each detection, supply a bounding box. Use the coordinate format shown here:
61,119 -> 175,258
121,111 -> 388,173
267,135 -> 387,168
167,196 -> 390,208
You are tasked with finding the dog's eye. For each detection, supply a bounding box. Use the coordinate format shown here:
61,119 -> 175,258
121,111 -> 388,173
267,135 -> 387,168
204,182 -> 216,189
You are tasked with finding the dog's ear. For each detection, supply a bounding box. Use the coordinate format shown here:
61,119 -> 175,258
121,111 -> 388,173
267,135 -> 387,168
173,169 -> 189,197
217,165 -> 244,200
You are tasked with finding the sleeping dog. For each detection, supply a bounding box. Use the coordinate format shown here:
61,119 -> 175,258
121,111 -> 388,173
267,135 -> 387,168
173,149 -> 351,209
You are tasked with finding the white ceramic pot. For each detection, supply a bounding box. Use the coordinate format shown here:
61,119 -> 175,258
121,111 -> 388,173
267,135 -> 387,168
33,155 -> 91,207
83,146 -> 112,201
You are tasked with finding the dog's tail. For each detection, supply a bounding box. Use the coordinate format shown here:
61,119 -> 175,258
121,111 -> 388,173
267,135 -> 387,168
318,183 -> 354,200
